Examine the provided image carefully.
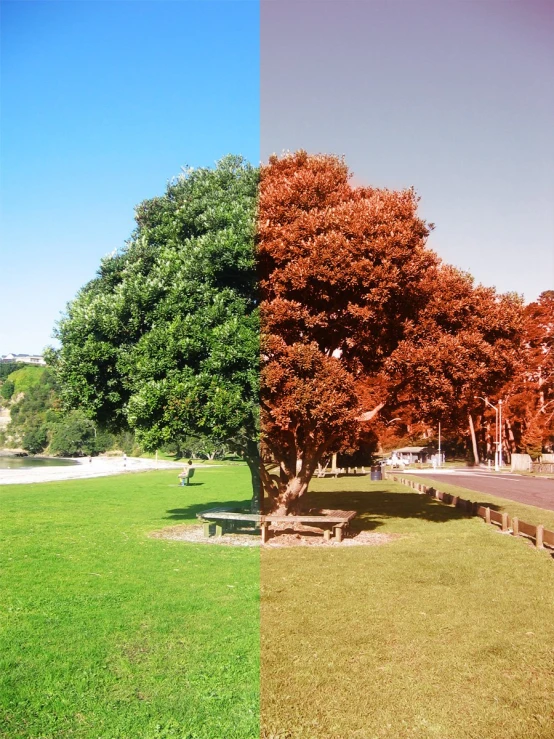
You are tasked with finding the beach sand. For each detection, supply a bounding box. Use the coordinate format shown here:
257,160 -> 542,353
0,456 -> 186,485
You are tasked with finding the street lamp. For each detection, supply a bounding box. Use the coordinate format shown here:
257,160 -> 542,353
475,396 -> 501,471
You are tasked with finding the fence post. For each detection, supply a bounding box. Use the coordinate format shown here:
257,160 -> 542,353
485,507 -> 491,525
536,525 -> 544,550
501,512 -> 508,532
452,495 -> 459,507
512,517 -> 519,537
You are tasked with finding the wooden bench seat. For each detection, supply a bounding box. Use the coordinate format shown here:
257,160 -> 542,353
197,508 -> 356,542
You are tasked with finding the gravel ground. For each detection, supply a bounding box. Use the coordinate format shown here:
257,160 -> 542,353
150,524 -> 401,548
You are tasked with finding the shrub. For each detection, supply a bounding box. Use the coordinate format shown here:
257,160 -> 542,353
23,425 -> 49,455
1,380 -> 14,400
49,412 -> 96,456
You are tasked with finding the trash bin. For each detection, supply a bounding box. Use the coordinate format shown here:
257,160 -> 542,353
370,465 -> 382,481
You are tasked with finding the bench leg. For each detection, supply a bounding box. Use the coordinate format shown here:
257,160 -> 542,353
215,523 -> 224,537
333,525 -> 344,543
323,529 -> 332,541
261,522 -> 270,544
203,522 -> 214,537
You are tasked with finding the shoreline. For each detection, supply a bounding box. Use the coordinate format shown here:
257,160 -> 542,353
0,455 -> 186,485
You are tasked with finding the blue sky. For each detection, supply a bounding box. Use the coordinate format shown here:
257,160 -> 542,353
1,0 -> 260,353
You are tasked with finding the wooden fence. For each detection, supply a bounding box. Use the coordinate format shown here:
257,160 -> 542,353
389,474 -> 554,553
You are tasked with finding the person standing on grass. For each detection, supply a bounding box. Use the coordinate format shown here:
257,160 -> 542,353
178,460 -> 193,486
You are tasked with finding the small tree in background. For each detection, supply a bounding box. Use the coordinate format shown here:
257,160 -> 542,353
1,380 -> 15,401
49,411 -> 96,457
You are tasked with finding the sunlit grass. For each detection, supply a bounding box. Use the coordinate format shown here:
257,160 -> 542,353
260,476 -> 554,739
0,466 -> 259,739
3,468 -> 553,739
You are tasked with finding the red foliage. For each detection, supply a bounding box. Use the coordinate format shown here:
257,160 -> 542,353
500,291 -> 554,454
258,152 -> 435,511
258,152 -> 526,509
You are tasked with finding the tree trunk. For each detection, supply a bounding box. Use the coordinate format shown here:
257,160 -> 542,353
244,439 -> 262,513
270,474 -> 310,515
469,414 -> 480,465
262,449 -> 323,514
505,417 -> 517,454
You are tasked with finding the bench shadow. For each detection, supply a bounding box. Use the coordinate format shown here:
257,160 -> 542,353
165,499 -> 249,521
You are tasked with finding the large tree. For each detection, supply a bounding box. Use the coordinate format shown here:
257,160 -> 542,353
51,156 -> 262,503
258,152 -> 523,512
499,290 -> 554,457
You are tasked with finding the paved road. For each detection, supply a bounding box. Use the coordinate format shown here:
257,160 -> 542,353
408,469 -> 554,512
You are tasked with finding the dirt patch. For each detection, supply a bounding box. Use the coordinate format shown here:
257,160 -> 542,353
149,524 -> 401,548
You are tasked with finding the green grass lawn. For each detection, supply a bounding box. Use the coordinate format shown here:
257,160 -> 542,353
0,466 -> 259,739
3,469 -> 554,739
260,476 -> 554,739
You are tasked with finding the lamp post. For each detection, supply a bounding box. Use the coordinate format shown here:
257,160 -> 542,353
438,421 -> 442,468
475,396 -> 500,471
498,400 -> 503,469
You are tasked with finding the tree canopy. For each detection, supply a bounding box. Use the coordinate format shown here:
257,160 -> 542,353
52,150 -> 528,513
258,152 -> 524,511
52,155 -> 261,498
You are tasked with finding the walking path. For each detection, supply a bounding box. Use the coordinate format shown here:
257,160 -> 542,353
403,468 -> 554,512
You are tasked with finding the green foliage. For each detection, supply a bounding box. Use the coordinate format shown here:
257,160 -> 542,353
7,368 -> 62,451
22,424 -> 49,454
49,410 -> 96,456
0,362 -> 19,379
52,156 -> 260,467
0,379 -> 14,400
161,434 -> 229,460
6,365 -> 47,394
113,430 -> 137,455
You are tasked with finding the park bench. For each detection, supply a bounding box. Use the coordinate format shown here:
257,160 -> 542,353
196,508 -> 262,537
197,508 -> 357,543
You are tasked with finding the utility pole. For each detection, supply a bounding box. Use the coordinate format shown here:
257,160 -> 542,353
438,421 -> 442,467
498,400 -> 502,469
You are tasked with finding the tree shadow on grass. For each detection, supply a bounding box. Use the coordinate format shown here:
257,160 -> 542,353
164,499 -> 250,521
303,488 -> 487,533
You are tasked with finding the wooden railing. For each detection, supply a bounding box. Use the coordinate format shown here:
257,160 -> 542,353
389,474 -> 554,553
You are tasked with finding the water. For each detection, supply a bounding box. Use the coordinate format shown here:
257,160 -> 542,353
0,456 -> 79,469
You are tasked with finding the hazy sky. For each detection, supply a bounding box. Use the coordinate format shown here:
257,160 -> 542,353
261,0 -> 554,301
1,0 -> 553,355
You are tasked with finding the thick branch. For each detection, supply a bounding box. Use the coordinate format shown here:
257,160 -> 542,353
357,402 -> 385,422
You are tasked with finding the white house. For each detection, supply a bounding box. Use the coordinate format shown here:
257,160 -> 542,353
1,353 -> 46,366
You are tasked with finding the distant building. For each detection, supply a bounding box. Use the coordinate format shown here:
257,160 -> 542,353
1,353 -> 46,366
390,446 -> 435,464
